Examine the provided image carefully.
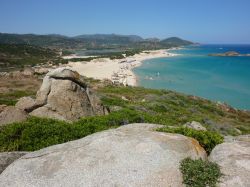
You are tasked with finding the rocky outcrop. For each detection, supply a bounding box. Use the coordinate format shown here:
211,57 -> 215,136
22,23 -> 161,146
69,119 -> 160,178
29,67 -> 108,121
15,96 -> 37,112
0,67 -> 107,125
0,152 -> 28,174
183,121 -> 207,131
209,136 -> 250,187
0,106 -> 28,126
0,123 -> 206,187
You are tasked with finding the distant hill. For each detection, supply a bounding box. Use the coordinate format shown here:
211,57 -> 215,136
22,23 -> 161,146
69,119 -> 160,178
160,37 -> 193,47
0,33 -> 193,50
74,34 -> 144,44
0,33 -> 82,49
144,38 -> 160,42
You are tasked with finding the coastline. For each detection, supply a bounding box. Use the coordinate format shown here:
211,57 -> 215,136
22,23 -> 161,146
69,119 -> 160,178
66,49 -> 178,86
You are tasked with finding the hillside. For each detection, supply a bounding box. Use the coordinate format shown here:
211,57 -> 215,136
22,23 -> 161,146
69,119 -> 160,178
0,43 -> 62,71
0,69 -> 249,152
74,34 -> 144,44
160,37 -> 193,47
0,34 -> 194,71
1,72 -> 249,140
0,68 -> 249,186
0,33 -> 82,49
0,33 -> 193,50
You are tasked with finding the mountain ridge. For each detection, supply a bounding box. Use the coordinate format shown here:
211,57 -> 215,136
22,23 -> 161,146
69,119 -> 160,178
0,33 -> 193,49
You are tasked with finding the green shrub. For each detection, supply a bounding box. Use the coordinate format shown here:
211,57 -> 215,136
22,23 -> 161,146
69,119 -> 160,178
0,117 -> 111,152
157,127 -> 223,154
101,97 -> 128,107
76,108 -> 144,127
0,109 -> 145,152
180,158 -> 222,187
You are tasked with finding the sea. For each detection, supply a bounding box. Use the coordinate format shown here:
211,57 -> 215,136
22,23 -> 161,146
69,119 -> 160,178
133,45 -> 250,110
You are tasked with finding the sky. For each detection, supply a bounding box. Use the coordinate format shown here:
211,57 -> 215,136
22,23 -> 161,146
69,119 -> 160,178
0,0 -> 250,44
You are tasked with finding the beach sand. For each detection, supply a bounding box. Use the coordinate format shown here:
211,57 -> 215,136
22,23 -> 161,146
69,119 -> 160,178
66,49 -> 177,86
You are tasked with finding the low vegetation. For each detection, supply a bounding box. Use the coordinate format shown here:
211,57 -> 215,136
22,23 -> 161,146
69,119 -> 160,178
1,83 -> 250,152
0,74 -> 41,105
0,90 -> 36,105
157,127 -> 224,154
0,109 -> 143,151
180,158 -> 222,187
0,44 -> 62,70
97,85 -> 250,135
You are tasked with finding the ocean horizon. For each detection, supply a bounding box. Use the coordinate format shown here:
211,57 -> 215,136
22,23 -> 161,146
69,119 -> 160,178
134,44 -> 250,110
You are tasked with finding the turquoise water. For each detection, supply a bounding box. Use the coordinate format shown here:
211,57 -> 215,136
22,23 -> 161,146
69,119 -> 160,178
134,45 -> 250,110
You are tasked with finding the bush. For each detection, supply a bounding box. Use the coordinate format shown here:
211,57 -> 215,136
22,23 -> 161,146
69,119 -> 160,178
180,158 -> 222,187
101,97 -> 128,107
0,117 -> 110,152
0,109 -> 145,152
157,127 -> 223,154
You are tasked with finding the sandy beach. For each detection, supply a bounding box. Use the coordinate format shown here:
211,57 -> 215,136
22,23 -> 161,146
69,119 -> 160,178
66,49 -> 177,86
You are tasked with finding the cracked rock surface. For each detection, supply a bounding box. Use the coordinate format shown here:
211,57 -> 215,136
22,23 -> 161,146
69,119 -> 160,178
0,123 -> 207,187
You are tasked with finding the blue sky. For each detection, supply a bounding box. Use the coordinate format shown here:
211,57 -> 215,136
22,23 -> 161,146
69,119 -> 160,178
0,0 -> 250,44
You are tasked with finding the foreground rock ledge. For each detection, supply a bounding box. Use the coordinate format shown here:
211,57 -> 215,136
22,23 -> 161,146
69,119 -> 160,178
209,138 -> 250,187
0,123 -> 206,187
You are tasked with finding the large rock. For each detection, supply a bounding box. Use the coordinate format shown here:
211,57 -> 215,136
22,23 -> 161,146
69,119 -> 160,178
209,138 -> 250,187
30,67 -> 107,121
0,106 -> 28,126
0,152 -> 28,174
0,123 -> 206,187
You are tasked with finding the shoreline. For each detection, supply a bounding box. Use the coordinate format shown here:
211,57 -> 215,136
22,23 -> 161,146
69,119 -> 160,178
66,49 -> 178,86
